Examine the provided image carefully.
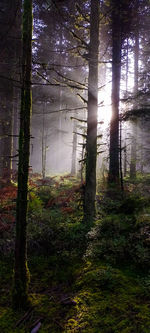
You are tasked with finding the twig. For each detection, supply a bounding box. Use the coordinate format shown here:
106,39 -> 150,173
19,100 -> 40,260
30,318 -> 43,330
15,307 -> 34,328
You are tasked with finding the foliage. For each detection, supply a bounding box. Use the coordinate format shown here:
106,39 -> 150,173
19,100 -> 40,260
85,208 -> 150,268
0,175 -> 150,331
28,191 -> 43,214
37,186 -> 53,206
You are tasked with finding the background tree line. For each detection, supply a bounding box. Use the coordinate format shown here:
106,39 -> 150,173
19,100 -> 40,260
0,0 -> 149,308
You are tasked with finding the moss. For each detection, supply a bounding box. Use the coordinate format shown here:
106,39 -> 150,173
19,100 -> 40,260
64,261 -> 150,333
12,261 -> 31,310
0,308 -> 25,333
1,250 -> 150,332
1,177 -> 150,331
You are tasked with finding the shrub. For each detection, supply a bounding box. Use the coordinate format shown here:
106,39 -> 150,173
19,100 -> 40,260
37,186 -> 53,206
86,212 -> 150,269
28,192 -> 43,214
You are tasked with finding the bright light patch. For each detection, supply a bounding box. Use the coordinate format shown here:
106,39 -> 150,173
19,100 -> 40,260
98,81 -> 112,129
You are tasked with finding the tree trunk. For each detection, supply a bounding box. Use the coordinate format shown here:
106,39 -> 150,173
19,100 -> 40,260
123,41 -> 129,178
71,120 -> 77,176
42,103 -> 46,179
126,38 -> 129,92
108,0 -> 121,184
120,120 -> 124,192
140,118 -> 144,174
12,94 -> 19,172
0,1 -> 21,184
130,123 -> 137,179
130,4 -> 139,179
1,89 -> 13,182
84,0 -> 99,222
124,145 -> 127,177
12,0 -> 33,309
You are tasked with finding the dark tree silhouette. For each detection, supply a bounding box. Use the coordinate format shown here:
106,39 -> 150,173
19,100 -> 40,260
12,0 -> 33,309
108,0 -> 122,184
84,0 -> 99,222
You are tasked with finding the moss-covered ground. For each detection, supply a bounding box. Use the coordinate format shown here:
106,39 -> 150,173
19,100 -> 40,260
0,174 -> 150,332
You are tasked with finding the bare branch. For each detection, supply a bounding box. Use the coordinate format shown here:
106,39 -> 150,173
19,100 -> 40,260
77,93 -> 87,104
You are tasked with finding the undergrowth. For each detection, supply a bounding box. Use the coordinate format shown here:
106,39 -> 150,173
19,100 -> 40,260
0,174 -> 150,332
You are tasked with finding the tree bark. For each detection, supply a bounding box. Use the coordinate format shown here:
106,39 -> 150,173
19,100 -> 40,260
84,0 -> 99,222
108,0 -> 121,184
130,10 -> 139,179
71,120 -> 77,176
0,0 -> 21,183
42,103 -> 47,179
12,0 -> 33,309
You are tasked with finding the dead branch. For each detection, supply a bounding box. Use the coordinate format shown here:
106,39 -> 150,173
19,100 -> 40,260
15,307 -> 34,328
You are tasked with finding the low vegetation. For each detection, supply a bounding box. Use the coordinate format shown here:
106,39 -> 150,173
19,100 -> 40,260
0,174 -> 150,332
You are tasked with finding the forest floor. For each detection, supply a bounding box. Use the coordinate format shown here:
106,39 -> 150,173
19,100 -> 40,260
0,174 -> 150,332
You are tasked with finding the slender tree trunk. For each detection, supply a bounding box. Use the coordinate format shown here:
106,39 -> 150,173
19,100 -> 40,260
140,118 -> 144,174
12,3 -> 22,172
124,145 -> 127,177
84,0 -> 99,222
2,91 -> 13,182
126,38 -> 129,92
80,142 -> 84,183
123,41 -> 129,178
130,124 -> 137,179
108,0 -> 121,184
42,104 -> 46,179
12,0 -> 33,309
130,6 -> 139,179
120,120 -> 124,191
58,28 -> 63,172
71,120 -> 77,176
0,1 -> 21,183
12,93 -> 20,171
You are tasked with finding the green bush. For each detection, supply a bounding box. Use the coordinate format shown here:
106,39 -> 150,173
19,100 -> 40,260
86,212 -> 150,269
37,186 -> 53,206
119,195 -> 148,214
28,192 -> 43,214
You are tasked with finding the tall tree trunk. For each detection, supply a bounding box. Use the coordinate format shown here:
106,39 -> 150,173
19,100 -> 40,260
0,0 -> 20,184
130,124 -> 137,179
84,0 -> 99,222
12,2 -> 22,173
12,0 -> 33,309
42,103 -> 46,179
140,118 -> 144,174
120,120 -> 124,191
80,142 -> 84,183
123,41 -> 129,178
71,120 -> 77,176
1,89 -> 13,182
130,3 -> 139,179
12,93 -> 19,171
57,28 -> 63,173
126,38 -> 129,92
108,0 -> 121,184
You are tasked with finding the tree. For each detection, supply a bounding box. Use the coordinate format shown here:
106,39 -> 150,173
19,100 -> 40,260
129,0 -> 139,179
12,0 -> 33,309
108,0 -> 122,184
84,0 -> 99,222
31,0 -> 89,174
0,0 -> 21,183
71,119 -> 77,176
